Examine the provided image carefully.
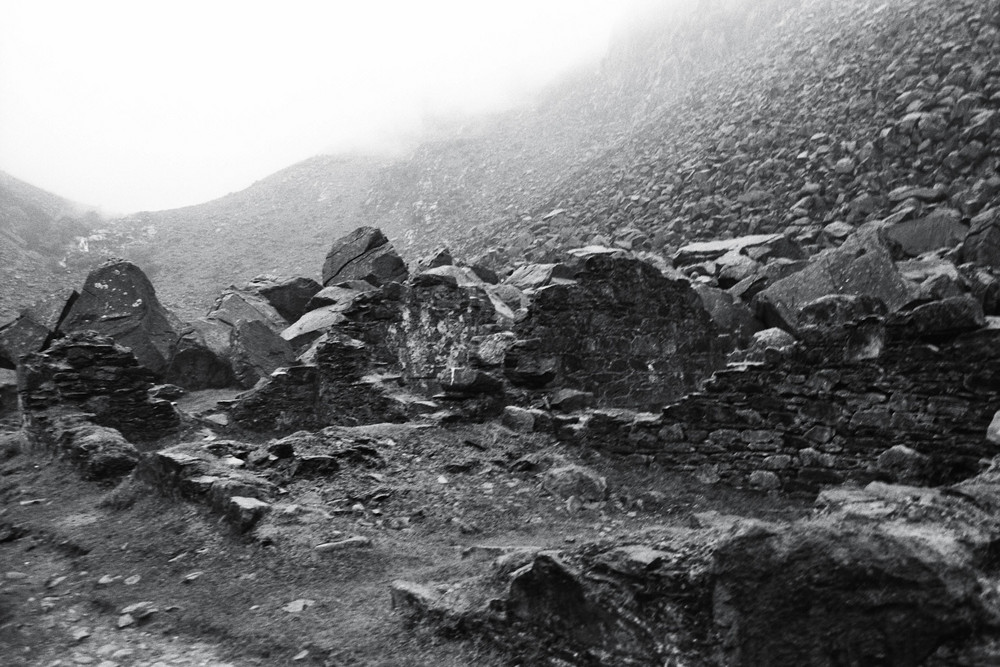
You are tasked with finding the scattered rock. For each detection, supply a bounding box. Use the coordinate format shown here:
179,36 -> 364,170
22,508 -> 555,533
540,464 -> 606,502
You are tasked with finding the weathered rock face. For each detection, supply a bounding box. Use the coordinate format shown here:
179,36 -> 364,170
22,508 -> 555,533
59,259 -> 184,376
712,507 -> 992,666
754,226 -> 918,330
321,226 -> 408,287
507,254 -> 724,409
0,288 -> 77,370
18,331 -> 180,443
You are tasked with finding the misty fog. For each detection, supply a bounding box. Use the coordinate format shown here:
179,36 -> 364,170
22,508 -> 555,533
0,0 -> 712,214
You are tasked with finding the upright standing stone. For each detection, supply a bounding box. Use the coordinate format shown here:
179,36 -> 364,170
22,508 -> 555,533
59,259 -> 183,376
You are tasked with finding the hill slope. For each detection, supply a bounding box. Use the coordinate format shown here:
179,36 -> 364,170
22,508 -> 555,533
0,171 -> 101,320
69,154 -> 386,317
365,0 -> 1000,263
37,0 -> 1000,319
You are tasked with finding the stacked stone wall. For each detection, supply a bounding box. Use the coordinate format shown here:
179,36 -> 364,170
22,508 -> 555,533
508,255 -> 724,409
17,331 -> 179,444
575,327 -> 1000,492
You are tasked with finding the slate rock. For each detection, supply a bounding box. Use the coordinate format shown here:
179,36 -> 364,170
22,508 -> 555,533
206,288 -> 288,332
889,295 -> 986,341
305,281 -> 378,311
227,496 -> 271,531
876,444 -> 930,484
674,234 -> 803,267
25,413 -> 140,480
244,275 -> 322,323
437,367 -> 503,395
412,265 -> 485,288
321,226 -> 408,287
230,320 -> 296,388
693,284 -> 762,346
162,319 -> 234,390
59,260 -> 183,376
959,264 -> 1000,315
281,306 -> 349,351
541,464 -> 606,501
754,226 -> 918,330
988,411 -> 1000,445
504,263 -> 576,291
713,521 -> 988,666
416,247 -> 454,269
737,328 -> 796,363
0,288 -> 77,370
960,207 -> 1000,269
797,294 -> 888,330
549,388 -> 595,412
886,208 -> 969,257
899,258 -> 965,302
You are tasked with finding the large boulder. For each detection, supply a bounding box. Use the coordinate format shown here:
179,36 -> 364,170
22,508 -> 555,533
0,288 -> 77,369
321,226 -> 408,287
754,226 -> 918,330
243,275 -> 322,323
162,319 -> 234,390
960,207 -> 1000,269
229,320 -> 296,388
58,260 -> 184,376
693,284 -> 762,346
713,511 -> 990,666
886,208 -> 969,257
206,288 -> 289,332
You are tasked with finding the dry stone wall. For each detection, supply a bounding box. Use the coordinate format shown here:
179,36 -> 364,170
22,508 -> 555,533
578,323 -> 1000,493
17,331 -> 180,443
507,254 -> 724,409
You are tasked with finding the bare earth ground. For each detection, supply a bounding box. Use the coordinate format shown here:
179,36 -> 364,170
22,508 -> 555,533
0,403 -> 810,666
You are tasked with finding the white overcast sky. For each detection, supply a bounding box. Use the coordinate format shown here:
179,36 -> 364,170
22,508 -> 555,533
0,0 -> 679,213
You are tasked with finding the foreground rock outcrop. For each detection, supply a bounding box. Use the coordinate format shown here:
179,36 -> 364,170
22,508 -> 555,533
393,473 -> 1000,666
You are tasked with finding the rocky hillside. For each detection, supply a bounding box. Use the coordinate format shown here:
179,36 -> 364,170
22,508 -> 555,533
64,155 -> 386,318
0,171 -> 100,321
366,0 -> 1000,264
21,0 -> 1000,317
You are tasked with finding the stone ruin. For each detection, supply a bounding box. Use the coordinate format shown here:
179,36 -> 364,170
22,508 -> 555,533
6,221 -> 1000,665
4,222 -> 1000,494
